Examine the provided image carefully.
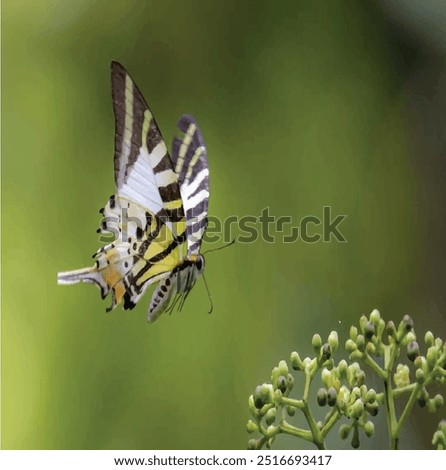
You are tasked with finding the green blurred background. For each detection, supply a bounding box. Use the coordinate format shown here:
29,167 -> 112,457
2,0 -> 446,450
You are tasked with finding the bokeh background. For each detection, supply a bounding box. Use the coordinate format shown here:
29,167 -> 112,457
2,0 -> 446,450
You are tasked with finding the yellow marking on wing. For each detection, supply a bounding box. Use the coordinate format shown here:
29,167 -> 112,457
141,109 -> 152,150
173,219 -> 187,236
185,146 -> 204,181
137,247 -> 182,285
164,199 -> 183,210
124,75 -> 134,144
157,169 -> 178,187
143,224 -> 174,260
175,123 -> 196,174
148,215 -> 158,233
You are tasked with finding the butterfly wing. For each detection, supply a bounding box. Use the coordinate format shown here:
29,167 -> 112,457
171,114 -> 209,257
58,62 -> 188,315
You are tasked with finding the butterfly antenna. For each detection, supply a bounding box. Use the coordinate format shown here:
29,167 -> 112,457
202,273 -> 213,314
202,238 -> 236,255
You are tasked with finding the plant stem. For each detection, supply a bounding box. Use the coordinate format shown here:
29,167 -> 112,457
280,396 -> 305,410
321,409 -> 341,438
302,368 -> 326,449
383,344 -> 399,449
395,383 -> 421,436
393,383 -> 416,398
364,352 -> 386,380
279,421 -> 313,442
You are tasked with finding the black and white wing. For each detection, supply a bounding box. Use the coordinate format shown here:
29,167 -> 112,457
171,115 -> 209,256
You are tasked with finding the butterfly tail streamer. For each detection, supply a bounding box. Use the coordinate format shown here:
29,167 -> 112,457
57,266 -> 108,295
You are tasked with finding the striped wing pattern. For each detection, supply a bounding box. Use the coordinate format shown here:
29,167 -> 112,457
58,62 -> 193,317
171,115 -> 209,256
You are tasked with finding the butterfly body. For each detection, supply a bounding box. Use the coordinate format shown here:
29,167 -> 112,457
58,62 -> 209,322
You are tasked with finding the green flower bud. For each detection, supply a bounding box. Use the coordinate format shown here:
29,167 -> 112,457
433,394 -> 444,409
254,386 -> 264,409
345,339 -> 357,353
356,371 -> 366,387
265,408 -> 277,425
351,426 -> 360,449
338,386 -> 350,406
317,388 -> 327,406
287,405 -> 295,417
260,383 -> 271,400
247,420 -> 258,433
287,373 -> 294,389
439,420 -> 446,432
432,430 -> 446,448
273,389 -> 283,403
424,331 -> 435,347
407,341 -> 420,362
327,387 -> 337,407
402,314 -> 414,331
364,421 -> 375,437
266,424 -> 276,435
402,331 -> 416,346
366,342 -> 376,355
435,337 -> 444,349
248,395 -> 259,416
350,350 -> 363,361
386,321 -> 396,337
339,424 -> 351,440
416,368 -> 425,384
356,335 -> 365,352
351,386 -> 361,400
377,318 -> 385,339
290,351 -> 303,371
350,326 -> 358,341
317,421 -> 324,430
351,399 -> 365,419
271,367 -> 279,382
366,402 -> 379,416
247,439 -> 258,450
278,360 -> 288,376
370,309 -> 381,325
338,359 -> 348,377
365,389 -> 377,404
376,392 -> 385,404
428,398 -> 437,413
359,315 -> 368,334
277,375 -> 287,393
303,356 -> 312,368
321,343 -> 332,361
394,364 -> 410,388
426,346 -> 438,368
347,363 -> 360,386
328,331 -> 339,352
321,368 -> 331,388
364,321 -> 375,340
312,334 -> 322,352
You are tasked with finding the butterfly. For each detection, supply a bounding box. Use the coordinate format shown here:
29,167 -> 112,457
58,61 -> 210,322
